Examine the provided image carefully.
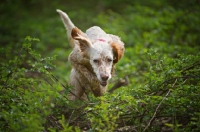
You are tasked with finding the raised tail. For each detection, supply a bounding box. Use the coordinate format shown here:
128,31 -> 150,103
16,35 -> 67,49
56,9 -> 75,47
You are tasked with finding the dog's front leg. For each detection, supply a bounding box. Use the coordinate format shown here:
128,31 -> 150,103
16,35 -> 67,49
69,69 -> 88,100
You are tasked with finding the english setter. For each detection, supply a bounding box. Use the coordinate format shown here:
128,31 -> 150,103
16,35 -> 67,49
57,9 -> 125,100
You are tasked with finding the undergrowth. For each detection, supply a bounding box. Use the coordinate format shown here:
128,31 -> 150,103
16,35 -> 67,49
0,36 -> 199,132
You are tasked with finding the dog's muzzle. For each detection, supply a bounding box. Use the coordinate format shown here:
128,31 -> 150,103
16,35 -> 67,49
100,81 -> 108,86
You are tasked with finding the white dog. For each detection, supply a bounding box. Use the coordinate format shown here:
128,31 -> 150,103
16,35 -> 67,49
57,9 -> 125,100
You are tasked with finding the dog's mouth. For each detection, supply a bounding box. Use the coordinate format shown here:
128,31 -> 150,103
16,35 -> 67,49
100,81 -> 108,86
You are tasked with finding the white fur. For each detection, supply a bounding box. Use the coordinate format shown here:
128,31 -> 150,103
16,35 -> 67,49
89,41 -> 113,84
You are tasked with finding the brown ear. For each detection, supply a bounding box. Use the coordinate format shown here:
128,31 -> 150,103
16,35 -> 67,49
71,27 -> 91,52
111,42 -> 125,64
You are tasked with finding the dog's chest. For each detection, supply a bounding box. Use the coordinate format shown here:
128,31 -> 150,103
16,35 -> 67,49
76,69 -> 99,90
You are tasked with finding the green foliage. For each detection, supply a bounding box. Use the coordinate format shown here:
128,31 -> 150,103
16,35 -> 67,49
62,92 -> 140,132
0,37 -> 72,131
85,96 -> 120,131
1,0 -> 200,131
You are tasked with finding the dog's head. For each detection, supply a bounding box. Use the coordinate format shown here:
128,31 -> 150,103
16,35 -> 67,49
71,27 -> 124,86
71,28 -> 124,86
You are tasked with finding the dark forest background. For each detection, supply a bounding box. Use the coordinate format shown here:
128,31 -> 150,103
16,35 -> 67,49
0,0 -> 200,131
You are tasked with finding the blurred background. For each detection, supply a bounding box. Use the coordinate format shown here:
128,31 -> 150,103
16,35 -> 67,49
1,0 -> 200,82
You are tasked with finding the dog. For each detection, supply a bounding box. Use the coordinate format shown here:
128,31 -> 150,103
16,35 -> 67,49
57,9 -> 125,100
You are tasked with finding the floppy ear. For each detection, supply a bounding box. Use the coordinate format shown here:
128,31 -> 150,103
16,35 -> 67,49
111,42 -> 125,64
71,27 -> 92,53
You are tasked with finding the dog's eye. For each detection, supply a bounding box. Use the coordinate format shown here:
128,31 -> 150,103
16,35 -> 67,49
107,58 -> 113,62
93,59 -> 100,63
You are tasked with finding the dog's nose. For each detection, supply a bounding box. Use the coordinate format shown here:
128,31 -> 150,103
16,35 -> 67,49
101,74 -> 109,81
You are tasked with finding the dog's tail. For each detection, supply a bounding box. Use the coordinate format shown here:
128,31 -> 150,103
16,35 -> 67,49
56,9 -> 75,47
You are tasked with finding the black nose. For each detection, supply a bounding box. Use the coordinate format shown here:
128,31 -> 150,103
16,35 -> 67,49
101,75 -> 109,81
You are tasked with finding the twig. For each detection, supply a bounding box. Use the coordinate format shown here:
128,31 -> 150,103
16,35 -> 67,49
68,110 -> 75,124
181,60 -> 200,73
142,79 -> 177,132
23,48 -> 87,104
108,76 -> 129,93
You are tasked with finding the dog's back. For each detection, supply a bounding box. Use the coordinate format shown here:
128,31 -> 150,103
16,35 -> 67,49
86,26 -> 112,42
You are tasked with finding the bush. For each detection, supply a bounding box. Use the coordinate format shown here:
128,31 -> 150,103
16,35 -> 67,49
0,37 -> 71,131
1,36 -> 199,132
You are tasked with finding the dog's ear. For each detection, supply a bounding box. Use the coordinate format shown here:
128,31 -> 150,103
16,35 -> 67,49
71,27 -> 92,52
111,42 -> 125,63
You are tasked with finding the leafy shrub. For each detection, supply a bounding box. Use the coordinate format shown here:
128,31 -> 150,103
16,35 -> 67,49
0,37 -> 75,131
